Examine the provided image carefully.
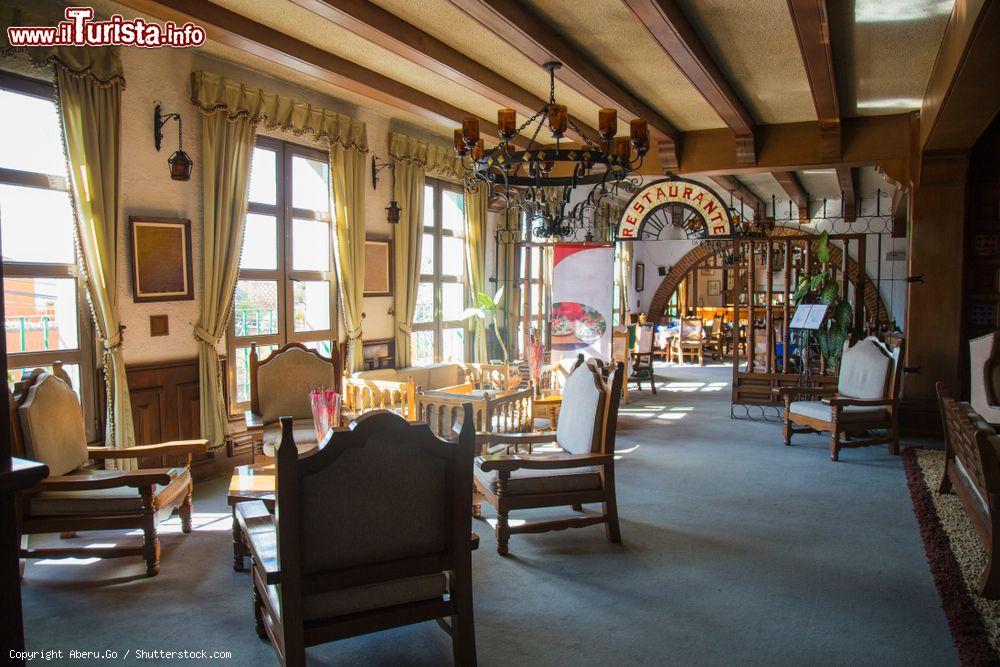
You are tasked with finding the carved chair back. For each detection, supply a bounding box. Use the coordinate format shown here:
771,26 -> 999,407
15,372 -> 88,477
555,362 -> 612,455
836,336 -> 901,402
635,325 -> 654,354
250,342 -> 342,423
939,389 -> 1000,507
679,318 -> 703,343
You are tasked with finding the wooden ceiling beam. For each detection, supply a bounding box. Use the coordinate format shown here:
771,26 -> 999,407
448,0 -> 682,168
288,0 -> 600,145
115,0 -> 529,148
786,0 -> 840,161
772,171 -> 810,221
710,175 -> 763,213
622,0 -> 756,166
835,166 -> 858,221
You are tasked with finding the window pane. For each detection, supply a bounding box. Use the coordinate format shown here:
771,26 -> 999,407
292,218 -> 330,271
442,190 -> 464,235
0,185 -> 74,263
5,276 -> 78,352
8,364 -> 81,401
234,344 -> 276,404
441,283 -> 464,321
423,185 -> 434,227
241,213 -> 277,270
441,236 -> 464,277
248,147 -> 276,205
442,327 -> 465,363
233,280 -> 279,337
293,281 -> 331,332
420,234 -> 435,274
520,246 -> 528,278
0,90 -> 65,177
291,155 -> 329,213
302,339 -> 334,358
414,282 -> 434,324
411,330 -> 435,367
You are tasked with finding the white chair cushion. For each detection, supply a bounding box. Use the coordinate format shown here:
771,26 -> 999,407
265,571 -> 449,621
261,418 -> 319,458
837,337 -> 891,400
789,400 -> 889,423
555,364 -> 605,455
27,468 -> 190,519
352,368 -> 399,382
18,374 -> 88,477
474,461 -> 601,495
425,363 -> 464,389
400,367 -> 431,390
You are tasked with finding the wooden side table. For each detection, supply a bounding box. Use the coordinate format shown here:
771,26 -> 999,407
532,394 -> 563,430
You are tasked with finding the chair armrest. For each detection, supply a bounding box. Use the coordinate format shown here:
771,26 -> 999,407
775,386 -> 837,399
822,397 -> 895,408
36,467 -> 177,491
87,440 -> 208,459
235,500 -> 280,585
244,411 -> 265,431
475,431 -> 557,447
477,452 -> 613,472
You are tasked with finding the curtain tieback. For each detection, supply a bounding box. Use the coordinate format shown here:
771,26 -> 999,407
397,323 -> 412,335
193,326 -> 218,346
347,327 -> 363,341
101,332 -> 122,351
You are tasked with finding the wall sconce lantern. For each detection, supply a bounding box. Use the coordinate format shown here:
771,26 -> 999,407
371,154 -> 400,224
154,102 -> 193,181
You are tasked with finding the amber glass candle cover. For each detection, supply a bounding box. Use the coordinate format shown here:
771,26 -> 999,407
614,137 -> 630,161
599,108 -> 617,139
471,138 -> 485,161
548,104 -> 568,137
462,117 -> 480,146
454,128 -> 467,155
498,108 -> 516,138
630,118 -> 649,148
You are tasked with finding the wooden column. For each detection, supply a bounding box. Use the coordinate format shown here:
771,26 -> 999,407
765,241 -> 774,372
747,241 -> 756,372
855,237 -> 866,335
783,240 -> 791,374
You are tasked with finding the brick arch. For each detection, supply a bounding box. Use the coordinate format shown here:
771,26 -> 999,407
645,227 -> 889,324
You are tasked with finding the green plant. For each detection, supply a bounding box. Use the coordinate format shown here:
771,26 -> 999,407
461,288 -> 509,366
792,231 -> 853,369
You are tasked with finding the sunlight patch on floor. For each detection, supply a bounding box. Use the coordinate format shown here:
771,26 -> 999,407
35,543 -> 117,566
125,512 -> 232,536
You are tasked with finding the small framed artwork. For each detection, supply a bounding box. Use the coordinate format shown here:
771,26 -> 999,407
363,237 -> 393,297
707,279 -> 721,296
129,216 -> 193,302
635,262 -> 645,292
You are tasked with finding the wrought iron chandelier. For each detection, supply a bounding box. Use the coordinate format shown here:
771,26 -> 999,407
454,62 -> 650,239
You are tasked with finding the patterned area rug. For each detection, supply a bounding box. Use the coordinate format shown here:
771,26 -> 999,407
904,448 -> 1000,666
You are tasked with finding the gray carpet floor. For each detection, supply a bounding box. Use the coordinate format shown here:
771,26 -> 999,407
21,364 -> 956,666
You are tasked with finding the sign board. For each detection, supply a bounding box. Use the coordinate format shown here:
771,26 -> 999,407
617,177 -> 733,240
789,304 -> 829,330
550,244 -> 614,362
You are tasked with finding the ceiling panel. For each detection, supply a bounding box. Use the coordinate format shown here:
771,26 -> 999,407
675,0 -> 816,124
520,0 -> 725,131
828,0 -> 954,116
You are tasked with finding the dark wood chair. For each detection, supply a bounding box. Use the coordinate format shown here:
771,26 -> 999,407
473,361 -> 624,555
937,382 -> 1000,598
780,336 -> 903,461
702,314 -> 725,361
10,369 -> 206,576
245,342 -> 342,461
629,325 -> 657,394
236,408 -> 477,666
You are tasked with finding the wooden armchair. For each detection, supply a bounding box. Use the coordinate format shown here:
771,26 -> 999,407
630,325 -> 657,394
236,409 -> 477,666
673,318 -> 705,366
473,361 -> 624,555
702,314 -> 725,361
937,382 -> 1000,598
970,332 -> 1000,425
245,342 -> 342,461
11,371 -> 206,576
780,336 -> 903,461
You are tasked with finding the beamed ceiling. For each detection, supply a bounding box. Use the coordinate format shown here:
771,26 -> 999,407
86,0 -> 955,210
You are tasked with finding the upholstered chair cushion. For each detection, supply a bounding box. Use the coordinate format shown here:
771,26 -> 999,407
261,419 -> 319,458
265,572 -> 449,621
258,347 -> 336,423
636,326 -> 654,353
555,365 -> 606,455
837,337 -> 892,400
789,400 -> 888,423
18,374 -> 88,477
27,468 -> 190,520
426,363 -> 464,389
474,462 -> 601,495
353,368 -> 399,382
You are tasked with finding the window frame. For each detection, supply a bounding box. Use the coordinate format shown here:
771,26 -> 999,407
412,177 -> 467,365
226,136 -> 338,415
518,242 -> 550,354
0,71 -> 98,441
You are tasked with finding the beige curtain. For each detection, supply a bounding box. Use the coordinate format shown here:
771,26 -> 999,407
617,240 -> 633,323
464,184 -> 489,362
331,143 -> 367,372
50,49 -> 134,459
387,149 -> 426,368
498,209 -> 522,357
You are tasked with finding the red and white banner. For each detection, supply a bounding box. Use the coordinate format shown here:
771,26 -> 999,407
551,244 -> 614,363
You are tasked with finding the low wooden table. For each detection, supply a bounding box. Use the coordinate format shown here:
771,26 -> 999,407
228,464 -> 478,572
532,394 -> 563,430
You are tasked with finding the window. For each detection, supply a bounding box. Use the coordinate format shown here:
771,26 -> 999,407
228,138 -> 337,412
411,178 -> 466,366
0,73 -> 96,439
518,244 -> 549,354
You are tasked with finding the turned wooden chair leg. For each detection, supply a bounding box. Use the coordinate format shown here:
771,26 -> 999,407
495,510 -> 510,556
602,468 -> 622,544
783,413 -> 793,446
253,579 -> 268,641
829,431 -> 840,462
141,487 -> 160,576
179,489 -> 193,534
888,418 -> 900,456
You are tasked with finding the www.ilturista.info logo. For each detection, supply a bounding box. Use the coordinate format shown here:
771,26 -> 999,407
6,7 -> 206,48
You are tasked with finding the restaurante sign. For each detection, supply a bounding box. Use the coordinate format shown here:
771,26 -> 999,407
616,177 -> 733,239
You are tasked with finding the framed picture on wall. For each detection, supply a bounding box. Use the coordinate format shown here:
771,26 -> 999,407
363,237 -> 393,297
635,262 -> 645,292
128,216 -> 194,303
707,279 -> 721,296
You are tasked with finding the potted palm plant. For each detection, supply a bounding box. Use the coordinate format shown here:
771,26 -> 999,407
461,287 -> 509,366
792,231 -> 853,371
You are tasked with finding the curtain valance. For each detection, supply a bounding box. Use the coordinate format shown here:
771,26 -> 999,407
388,132 -> 463,180
190,71 -> 367,151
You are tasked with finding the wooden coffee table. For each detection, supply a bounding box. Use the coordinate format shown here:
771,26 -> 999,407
228,463 -> 478,572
